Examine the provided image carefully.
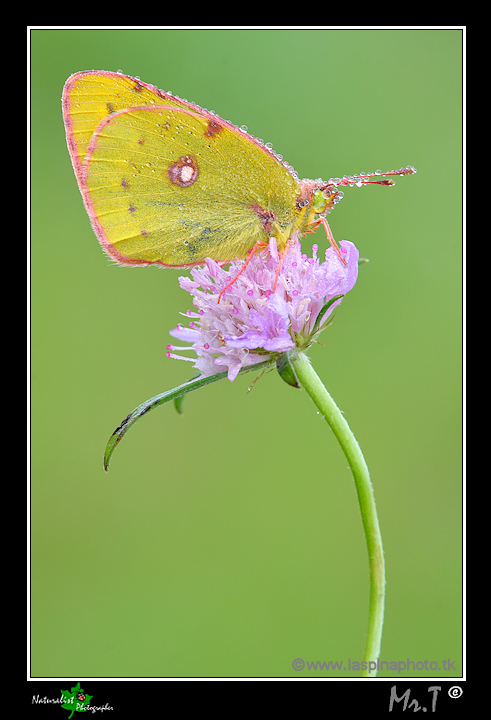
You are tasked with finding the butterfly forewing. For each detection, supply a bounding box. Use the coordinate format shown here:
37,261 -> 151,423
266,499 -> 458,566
63,71 -> 195,184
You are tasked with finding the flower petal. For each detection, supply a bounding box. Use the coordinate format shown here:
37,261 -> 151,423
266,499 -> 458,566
168,237 -> 359,380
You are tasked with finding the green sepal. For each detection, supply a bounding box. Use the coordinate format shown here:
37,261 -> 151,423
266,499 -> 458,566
310,294 -> 344,336
276,351 -> 300,388
103,360 -> 273,471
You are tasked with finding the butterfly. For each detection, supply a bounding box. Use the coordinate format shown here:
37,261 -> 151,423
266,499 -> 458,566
62,70 -> 415,270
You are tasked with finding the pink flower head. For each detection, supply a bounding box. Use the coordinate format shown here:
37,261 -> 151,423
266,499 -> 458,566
167,238 -> 359,382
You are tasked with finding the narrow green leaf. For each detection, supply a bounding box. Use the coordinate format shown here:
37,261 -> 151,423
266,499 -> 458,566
174,395 -> 185,414
103,360 -> 273,471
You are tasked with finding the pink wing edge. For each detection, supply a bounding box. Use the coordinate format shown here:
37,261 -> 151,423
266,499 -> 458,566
62,70 -> 298,269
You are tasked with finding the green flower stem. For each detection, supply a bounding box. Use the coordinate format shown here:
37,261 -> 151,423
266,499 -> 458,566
289,351 -> 385,678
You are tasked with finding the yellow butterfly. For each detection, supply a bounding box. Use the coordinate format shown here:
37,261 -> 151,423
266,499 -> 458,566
63,70 -> 415,268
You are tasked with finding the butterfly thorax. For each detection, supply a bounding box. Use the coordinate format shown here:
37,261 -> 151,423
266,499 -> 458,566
273,179 -> 343,249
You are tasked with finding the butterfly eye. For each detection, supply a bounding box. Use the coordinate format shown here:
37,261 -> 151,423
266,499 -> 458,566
312,189 -> 328,214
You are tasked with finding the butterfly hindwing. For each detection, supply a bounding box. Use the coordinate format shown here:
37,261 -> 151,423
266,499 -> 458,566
81,105 -> 300,266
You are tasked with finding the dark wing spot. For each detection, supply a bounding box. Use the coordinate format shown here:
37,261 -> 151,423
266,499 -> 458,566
250,204 -> 276,234
168,155 -> 199,188
204,120 -> 222,138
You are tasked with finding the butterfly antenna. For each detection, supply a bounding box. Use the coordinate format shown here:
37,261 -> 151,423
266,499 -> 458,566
330,165 -> 417,188
319,166 -> 416,265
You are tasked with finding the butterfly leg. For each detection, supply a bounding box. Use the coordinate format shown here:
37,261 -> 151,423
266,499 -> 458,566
218,240 -> 268,304
272,238 -> 291,292
319,217 -> 347,266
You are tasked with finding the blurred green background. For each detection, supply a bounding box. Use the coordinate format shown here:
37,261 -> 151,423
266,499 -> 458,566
31,29 -> 462,678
